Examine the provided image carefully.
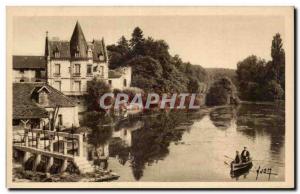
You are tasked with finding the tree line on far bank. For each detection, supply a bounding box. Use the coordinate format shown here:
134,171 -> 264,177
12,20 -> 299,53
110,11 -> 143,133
107,27 -> 207,94
236,33 -> 285,102
85,28 -> 285,111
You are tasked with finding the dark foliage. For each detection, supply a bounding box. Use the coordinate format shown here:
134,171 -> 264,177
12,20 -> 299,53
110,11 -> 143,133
236,33 -> 285,102
206,77 -> 240,106
107,27 -> 208,94
85,78 -> 112,111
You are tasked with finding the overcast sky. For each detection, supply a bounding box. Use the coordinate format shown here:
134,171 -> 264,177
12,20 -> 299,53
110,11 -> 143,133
13,16 -> 285,69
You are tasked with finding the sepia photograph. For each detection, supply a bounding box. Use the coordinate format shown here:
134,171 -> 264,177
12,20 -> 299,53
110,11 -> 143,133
6,6 -> 294,189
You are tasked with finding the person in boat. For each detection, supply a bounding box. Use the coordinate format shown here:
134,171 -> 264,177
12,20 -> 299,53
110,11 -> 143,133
234,151 -> 241,164
241,146 -> 250,162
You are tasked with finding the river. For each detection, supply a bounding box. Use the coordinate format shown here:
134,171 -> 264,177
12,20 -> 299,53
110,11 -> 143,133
102,103 -> 285,182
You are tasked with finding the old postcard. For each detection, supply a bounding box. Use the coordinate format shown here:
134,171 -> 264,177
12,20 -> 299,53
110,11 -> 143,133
6,6 -> 294,189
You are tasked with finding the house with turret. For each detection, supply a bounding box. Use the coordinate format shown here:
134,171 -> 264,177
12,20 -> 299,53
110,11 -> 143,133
12,21 -> 133,114
45,22 -> 110,96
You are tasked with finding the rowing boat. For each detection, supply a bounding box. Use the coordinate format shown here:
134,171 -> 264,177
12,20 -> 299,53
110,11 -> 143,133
231,158 -> 253,172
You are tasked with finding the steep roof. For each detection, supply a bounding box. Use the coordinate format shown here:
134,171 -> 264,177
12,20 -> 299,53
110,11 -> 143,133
47,22 -> 108,62
13,83 -> 76,119
70,21 -> 88,58
13,56 -> 46,69
92,39 -> 108,62
48,41 -> 71,59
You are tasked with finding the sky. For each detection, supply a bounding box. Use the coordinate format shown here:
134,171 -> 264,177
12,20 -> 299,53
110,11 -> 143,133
13,15 -> 285,69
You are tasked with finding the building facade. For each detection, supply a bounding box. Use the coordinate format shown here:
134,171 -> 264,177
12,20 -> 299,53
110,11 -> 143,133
13,56 -> 47,83
45,22 -> 109,96
13,82 -> 79,130
108,67 -> 132,90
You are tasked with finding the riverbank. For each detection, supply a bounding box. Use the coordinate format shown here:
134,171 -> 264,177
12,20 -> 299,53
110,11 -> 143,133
13,163 -> 119,182
240,100 -> 285,105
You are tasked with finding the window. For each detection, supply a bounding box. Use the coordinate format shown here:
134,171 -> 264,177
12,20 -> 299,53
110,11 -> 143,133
68,67 -> 71,73
87,64 -> 92,75
108,80 -> 112,85
93,66 -> 97,72
54,81 -> 61,91
38,90 -> 48,106
54,52 -> 60,58
54,64 -> 60,75
74,81 -> 81,92
75,51 -> 80,58
58,114 -> 63,126
98,54 -> 104,61
100,66 -> 104,76
123,79 -> 127,87
74,64 -> 81,75
36,70 -> 41,78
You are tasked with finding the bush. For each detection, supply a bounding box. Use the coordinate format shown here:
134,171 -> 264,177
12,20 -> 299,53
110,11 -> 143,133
206,77 -> 239,106
85,78 -> 112,112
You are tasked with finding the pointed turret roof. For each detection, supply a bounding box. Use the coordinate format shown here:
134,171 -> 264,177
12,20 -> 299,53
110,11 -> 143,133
70,21 -> 88,59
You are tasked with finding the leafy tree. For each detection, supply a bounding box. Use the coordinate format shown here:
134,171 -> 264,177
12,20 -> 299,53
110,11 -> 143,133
271,33 -> 285,91
236,33 -> 285,102
128,56 -> 163,92
107,26 -> 208,94
85,78 -> 112,111
107,36 -> 131,69
265,80 -> 284,101
206,77 -> 239,106
130,27 -> 145,55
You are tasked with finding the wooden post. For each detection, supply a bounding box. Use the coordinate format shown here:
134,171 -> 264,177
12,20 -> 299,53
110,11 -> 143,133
46,157 -> 53,172
60,159 -> 68,173
23,152 -> 30,166
33,154 -> 41,171
63,138 -> 67,155
77,134 -> 83,157
36,133 -> 40,149
24,132 -> 29,147
49,137 -> 53,152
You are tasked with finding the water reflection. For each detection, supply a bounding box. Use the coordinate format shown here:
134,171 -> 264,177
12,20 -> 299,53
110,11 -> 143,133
209,106 -> 237,130
109,111 -> 197,180
84,104 -> 285,182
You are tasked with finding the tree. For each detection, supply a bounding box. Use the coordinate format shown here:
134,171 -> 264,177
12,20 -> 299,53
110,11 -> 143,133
235,33 -> 285,102
265,80 -> 284,101
271,33 -> 285,90
206,77 -> 239,106
118,36 -> 130,52
107,26 -> 208,94
236,55 -> 268,101
85,78 -> 112,111
107,36 -> 131,69
128,56 -> 163,92
130,27 -> 145,55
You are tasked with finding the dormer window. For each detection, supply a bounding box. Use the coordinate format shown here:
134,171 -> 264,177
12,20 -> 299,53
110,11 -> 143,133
75,51 -> 80,58
87,47 -> 93,58
54,51 -> 60,58
75,46 -> 80,58
36,86 -> 50,106
98,54 -> 104,61
38,90 -> 49,106
54,46 -> 60,58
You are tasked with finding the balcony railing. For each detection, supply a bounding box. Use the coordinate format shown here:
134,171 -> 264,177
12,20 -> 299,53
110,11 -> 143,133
73,73 -> 81,77
53,73 -> 61,77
